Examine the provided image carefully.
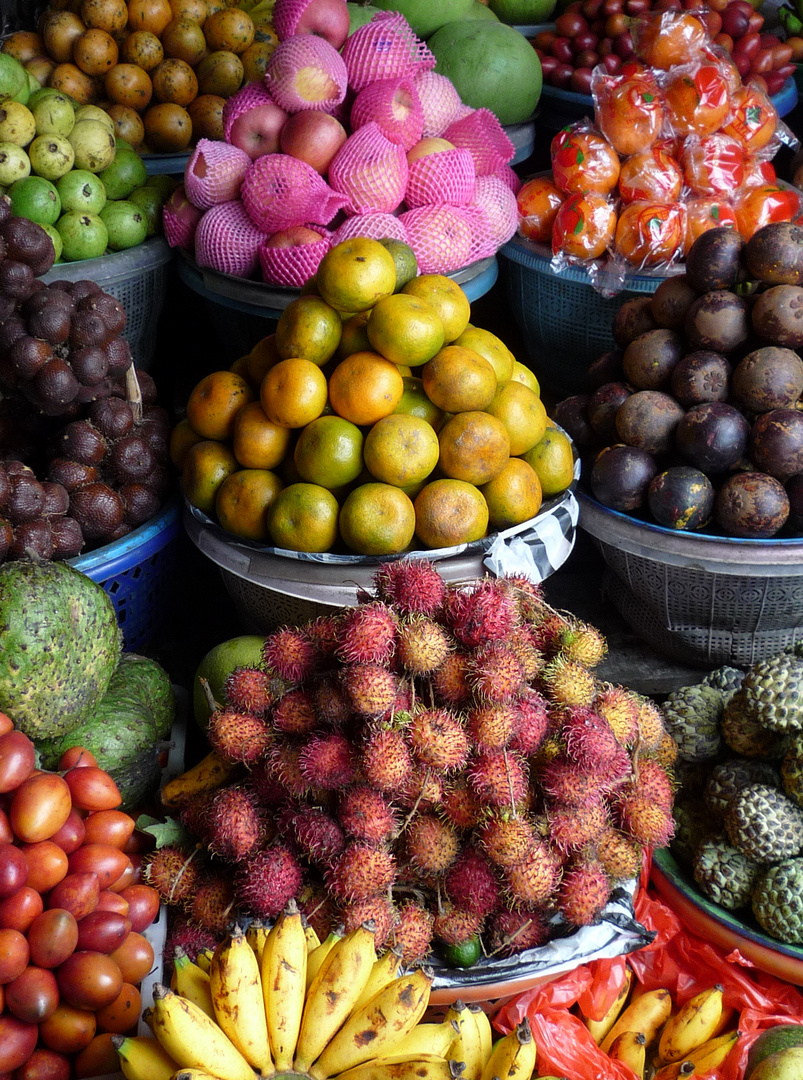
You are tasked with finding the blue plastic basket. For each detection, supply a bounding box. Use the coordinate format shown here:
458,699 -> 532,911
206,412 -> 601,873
68,498 -> 181,652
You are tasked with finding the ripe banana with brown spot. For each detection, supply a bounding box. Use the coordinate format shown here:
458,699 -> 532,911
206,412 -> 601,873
353,946 -> 405,1013
600,988 -> 673,1053
160,749 -> 239,808
172,1072 -> 225,1080
112,1034 -> 180,1080
657,985 -> 724,1065
247,919 -> 270,965
337,1054 -> 466,1080
305,923 -> 322,952
387,1019 -> 460,1059
653,1030 -> 741,1080
172,949 -> 216,1020
467,1003 -> 493,1066
294,922 -> 378,1073
262,898 -> 307,1071
583,967 -> 633,1045
196,947 -> 214,974
479,1017 -> 537,1080
210,925 -> 273,1075
446,1000 -> 485,1080
149,983 -> 257,1080
309,966 -> 434,1080
607,1030 -> 646,1078
306,926 -> 344,991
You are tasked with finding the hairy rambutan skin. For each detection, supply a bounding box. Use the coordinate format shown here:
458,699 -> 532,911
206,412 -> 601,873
392,900 -> 435,965
263,626 -> 321,683
445,579 -> 520,649
508,628 -> 543,682
398,768 -> 444,812
299,732 -> 357,791
557,860 -> 612,927
540,757 -> 608,806
558,619 -> 607,668
337,602 -> 398,665
178,793 -> 210,838
248,757 -> 288,806
645,729 -> 680,769
431,650 -> 472,706
440,776 -> 484,830
509,690 -> 550,757
619,759 -> 675,811
269,739 -> 320,802
467,749 -> 530,810
405,813 -> 460,875
541,655 -> 597,707
163,918 -> 221,972
617,796 -> 675,848
288,806 -> 347,866
205,784 -> 266,862
485,906 -> 550,957
528,610 -> 569,658
340,895 -> 397,949
326,842 -> 396,903
407,708 -> 469,772
337,785 -> 399,844
479,813 -> 538,867
502,843 -> 562,907
206,709 -> 273,765
224,666 -> 277,716
444,849 -> 502,918
466,704 -> 518,752
312,676 -> 353,728
373,559 -> 446,616
594,684 -> 641,747
236,844 -> 304,920
594,827 -> 645,881
637,697 -> 667,750
305,614 -> 343,656
342,662 -> 399,717
360,727 -> 413,795
468,643 -> 525,704
548,799 -> 609,853
498,573 -> 545,620
272,687 -> 319,735
144,846 -> 203,906
433,905 -> 484,947
188,873 -> 237,934
561,707 -> 623,769
396,616 -> 451,675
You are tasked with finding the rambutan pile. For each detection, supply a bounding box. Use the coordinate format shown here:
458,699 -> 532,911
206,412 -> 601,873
161,562 -> 677,967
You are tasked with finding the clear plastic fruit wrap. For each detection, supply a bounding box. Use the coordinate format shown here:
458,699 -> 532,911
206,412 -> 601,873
618,142 -> 683,205
550,121 -> 620,197
517,176 -> 565,244
720,82 -> 780,156
683,196 -> 738,254
680,133 -> 746,197
591,62 -> 666,158
661,59 -> 731,139
613,199 -> 687,271
743,157 -> 778,188
631,9 -> 709,70
551,190 -> 618,263
734,182 -> 803,240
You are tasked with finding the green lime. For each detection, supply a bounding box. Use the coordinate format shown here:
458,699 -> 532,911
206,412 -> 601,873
8,175 -> 61,225
193,634 -> 266,730
440,935 -> 482,968
378,237 -> 418,292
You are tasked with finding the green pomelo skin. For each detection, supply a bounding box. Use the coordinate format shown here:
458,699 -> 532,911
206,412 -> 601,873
465,2 -> 500,18
370,0 -> 476,38
428,19 -> 543,125
489,0 -> 558,22
193,634 -> 266,729
747,1027 -> 803,1077
347,2 -> 383,32
749,1048 -> 803,1080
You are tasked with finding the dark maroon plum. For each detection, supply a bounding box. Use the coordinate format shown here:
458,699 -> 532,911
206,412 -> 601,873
675,403 -> 750,473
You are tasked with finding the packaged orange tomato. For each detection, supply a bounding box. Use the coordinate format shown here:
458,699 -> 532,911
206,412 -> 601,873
516,175 -> 564,244
662,61 -> 730,139
550,123 -> 620,196
613,200 -> 687,269
683,197 -> 738,254
618,142 -> 683,204
720,83 -> 779,156
734,184 -> 802,240
631,9 -> 709,70
592,63 -> 666,158
551,191 -> 617,261
680,133 -> 746,197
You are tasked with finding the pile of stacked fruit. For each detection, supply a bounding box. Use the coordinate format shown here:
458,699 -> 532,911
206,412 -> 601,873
174,236 -> 574,555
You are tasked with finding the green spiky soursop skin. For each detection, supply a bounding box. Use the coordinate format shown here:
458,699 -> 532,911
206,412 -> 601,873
752,858 -> 803,944
742,653 -> 803,732
725,783 -> 803,862
692,834 -> 761,910
661,684 -> 724,761
0,560 -> 121,738
705,758 -> 782,819
113,653 -> 175,739
721,689 -> 786,759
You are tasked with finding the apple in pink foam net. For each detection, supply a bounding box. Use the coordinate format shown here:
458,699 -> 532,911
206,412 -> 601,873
229,101 -> 289,160
279,110 -> 348,174
264,226 -> 327,247
274,0 -> 351,50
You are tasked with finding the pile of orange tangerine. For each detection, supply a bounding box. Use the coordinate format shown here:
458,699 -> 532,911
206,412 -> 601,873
170,237 -> 575,556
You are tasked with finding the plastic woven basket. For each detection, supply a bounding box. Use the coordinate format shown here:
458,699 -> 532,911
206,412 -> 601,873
42,238 -> 175,372
68,497 -> 181,652
578,491 -> 803,668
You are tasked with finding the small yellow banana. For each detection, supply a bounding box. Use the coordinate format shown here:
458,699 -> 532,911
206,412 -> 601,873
247,920 -> 271,965
306,926 -> 345,991
161,749 -> 239,808
467,1004 -> 493,1066
583,967 -> 634,1045
653,1030 -> 741,1080
262,898 -> 307,1071
294,922 -> 378,1073
149,983 -> 256,1080
309,967 -> 434,1080
353,946 -> 405,1014
305,922 -> 322,952
338,1055 -> 465,1080
479,1017 -> 537,1080
657,985 -> 724,1065
600,988 -> 673,1054
172,949 -> 216,1020
446,1001 -> 485,1080
210,925 -> 273,1075
387,1019 -> 460,1059
196,947 -> 214,974
172,1072 -> 225,1080
608,1031 -> 646,1078
112,1034 -> 179,1080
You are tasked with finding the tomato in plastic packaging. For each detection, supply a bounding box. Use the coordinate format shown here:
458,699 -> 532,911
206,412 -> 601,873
614,200 -> 687,267
593,63 -> 666,157
552,191 -> 618,259
618,141 -> 683,203
550,123 -> 621,195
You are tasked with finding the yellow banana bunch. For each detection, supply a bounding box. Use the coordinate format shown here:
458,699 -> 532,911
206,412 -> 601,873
196,947 -> 214,974
445,1000 -> 485,1080
172,949 -> 216,1020
582,968 -> 634,1045
388,1019 -> 460,1059
306,926 -> 345,991
353,946 -> 405,1013
657,985 -> 724,1065
247,919 -> 271,965
338,1055 -> 466,1080
305,923 -> 322,952
210,925 -> 274,1075
112,1034 -> 179,1080
479,1017 -> 537,1080
173,1072 -> 226,1080
600,988 -> 673,1054
467,1003 -> 493,1065
653,1030 -> 740,1080
262,899 -> 308,1070
608,1030 -> 647,1078
149,983 -> 257,1080
294,922 -> 378,1073
160,748 -> 239,809
310,967 -> 434,1079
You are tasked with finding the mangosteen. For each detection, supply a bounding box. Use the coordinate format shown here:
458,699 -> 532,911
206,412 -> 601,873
88,396 -> 135,440
685,227 -> 745,292
47,458 -> 101,492
6,473 -> 45,523
615,390 -> 686,455
714,471 -> 790,538
751,284 -> 803,348
551,395 -> 597,452
587,382 -> 632,444
787,474 -> 803,531
68,482 -> 125,540
749,409 -> 803,482
34,357 -> 80,409
675,402 -> 750,473
731,346 -> 803,413
40,481 -> 70,518
685,290 -> 750,353
121,482 -> 161,527
622,328 -> 686,390
587,349 -> 625,389
647,466 -> 715,531
650,274 -> 700,331
9,518 -> 54,561
744,222 -> 803,285
669,350 -> 732,408
613,296 -> 659,349
50,515 -> 85,559
589,444 -> 658,512
8,336 -> 53,381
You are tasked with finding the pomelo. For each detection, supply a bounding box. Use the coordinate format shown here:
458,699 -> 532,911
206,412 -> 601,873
747,1027 -> 803,1078
193,634 -> 266,729
346,2 -> 383,33
370,0 -> 475,38
488,0 -> 558,22
428,19 -> 543,125
465,2 -> 500,18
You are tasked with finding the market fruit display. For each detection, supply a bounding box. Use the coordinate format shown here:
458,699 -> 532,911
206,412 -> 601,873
176,236 -> 573,555
0,713 -> 162,1077
552,222 -> 803,539
151,561 -> 678,968
165,0 -> 523,283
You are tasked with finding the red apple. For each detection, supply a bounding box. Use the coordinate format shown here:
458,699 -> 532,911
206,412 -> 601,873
406,136 -> 456,165
293,0 -> 351,50
265,226 -> 327,247
229,101 -> 289,160
279,110 -> 348,174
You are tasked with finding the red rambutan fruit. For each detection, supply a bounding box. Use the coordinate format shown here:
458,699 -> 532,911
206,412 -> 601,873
164,917 -> 221,971
268,738 -> 319,801
509,690 -> 550,757
373,558 -> 446,616
502,842 -> 562,907
440,776 -> 485,830
305,614 -> 343,657
326,841 -> 396,902
405,812 -> 460,875
561,707 -> 622,769
289,806 -> 347,866
248,757 -> 287,806
507,627 -> 543,682
445,849 -> 502,917
341,662 -> 399,717
360,727 -> 413,796
467,749 -> 530,810
407,707 -> 469,771
645,729 -> 680,769
479,812 -> 538,867
206,708 -> 273,765
557,859 -> 612,927
144,846 -> 203,907
431,650 -> 472,706
297,882 -> 337,942
236,844 -> 304,920
468,643 -> 525,704
617,796 -> 675,848
298,732 -> 357,791
337,602 -> 398,665
337,784 -> 399,844
396,615 -> 452,676
272,687 -> 320,735
527,609 -> 570,657
466,704 -> 518,752
636,697 -> 667,750
557,618 -> 607,668
541,655 -> 597,707
188,872 -> 237,933
444,579 -> 519,650
392,899 -> 435,965
205,784 -> 267,862
539,756 -> 608,806
548,799 -> 609,854
398,767 -> 444,812
313,676 -> 353,728
594,827 -> 645,881
498,573 -> 545,620
594,684 -> 641,747
178,794 -> 210,838
224,665 -> 277,716
433,904 -> 484,946
340,895 -> 397,950
485,906 -> 551,957
619,759 -> 675,811
263,626 -> 321,683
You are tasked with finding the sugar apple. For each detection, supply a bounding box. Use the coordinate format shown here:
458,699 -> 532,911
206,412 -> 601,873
701,664 -> 746,708
782,738 -> 803,807
752,858 -> 803,944
692,834 -> 761,910
661,684 -> 723,762
705,758 -> 781,819
725,783 -> 803,862
671,799 -> 712,866
720,689 -> 786,759
741,652 -> 803,733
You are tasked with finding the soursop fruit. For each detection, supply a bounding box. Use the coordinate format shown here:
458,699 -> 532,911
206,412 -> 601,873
700,665 -> 745,708
0,560 -> 121,739
109,653 -> 175,739
692,834 -> 761,910
661,684 -> 723,761
725,783 -> 803,862
705,758 -> 781,819
752,858 -> 803,943
720,689 -> 786,759
741,652 -> 803,732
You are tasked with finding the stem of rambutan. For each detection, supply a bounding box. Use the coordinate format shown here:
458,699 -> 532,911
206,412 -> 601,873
167,845 -> 202,906
501,748 -> 519,820
397,767 -> 432,834
485,918 -> 533,958
200,676 -> 222,714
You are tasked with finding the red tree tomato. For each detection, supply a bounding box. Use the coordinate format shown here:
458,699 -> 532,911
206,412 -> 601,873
9,773 -> 72,844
